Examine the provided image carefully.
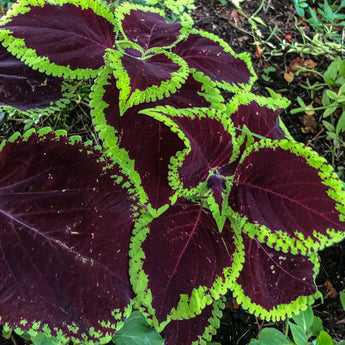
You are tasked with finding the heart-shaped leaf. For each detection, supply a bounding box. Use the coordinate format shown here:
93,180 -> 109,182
231,233 -> 319,321
0,0 -> 117,78
116,3 -> 184,50
0,129 -> 139,342
110,49 -> 188,114
90,66 -> 186,213
229,139 -> 345,254
129,200 -> 243,328
173,30 -> 256,92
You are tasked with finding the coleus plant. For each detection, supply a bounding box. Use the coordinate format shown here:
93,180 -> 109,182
1,1 -> 345,345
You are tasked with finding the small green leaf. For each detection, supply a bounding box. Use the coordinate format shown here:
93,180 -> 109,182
257,328 -> 292,345
315,331 -> 333,345
249,340 -> 260,345
323,106 -> 337,118
324,59 -> 341,86
336,110 -> 345,135
339,60 -> 345,78
340,291 -> 345,310
338,82 -> 345,95
325,90 -> 338,100
322,90 -> 330,106
2,326 -> 12,340
112,312 -> 164,345
322,120 -> 335,132
307,316 -> 324,338
297,96 -> 307,107
289,322 -> 307,345
252,16 -> 266,26
30,333 -> 67,345
292,306 -> 314,332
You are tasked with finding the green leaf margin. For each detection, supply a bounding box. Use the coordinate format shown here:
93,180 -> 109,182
90,65 -> 181,217
0,127 -> 138,344
232,139 -> 345,255
230,249 -> 321,322
140,106 -> 240,201
114,2 -> 189,50
108,48 -> 189,115
225,92 -> 293,140
184,29 -> 257,94
0,0 -> 117,79
128,209 -> 245,331
0,80 -> 73,119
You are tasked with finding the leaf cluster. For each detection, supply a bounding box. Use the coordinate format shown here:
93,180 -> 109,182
250,303 -> 345,345
0,1 -> 345,345
294,0 -> 345,44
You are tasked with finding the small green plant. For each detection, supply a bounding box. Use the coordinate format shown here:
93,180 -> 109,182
261,67 -> 276,82
249,305 -> 345,345
292,57 -> 345,136
294,0 -> 345,45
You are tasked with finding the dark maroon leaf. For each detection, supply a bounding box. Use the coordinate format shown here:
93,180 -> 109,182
233,233 -> 318,319
173,32 -> 253,90
0,45 -> 65,112
207,175 -> 227,211
138,201 -> 237,324
120,53 -> 181,92
164,73 -> 223,109
118,8 -> 182,50
168,109 -> 236,190
162,298 -> 224,345
2,2 -> 116,72
94,70 -> 185,210
231,101 -> 286,140
229,141 -> 345,253
0,132 -> 137,340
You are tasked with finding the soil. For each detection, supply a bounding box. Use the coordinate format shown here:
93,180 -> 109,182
191,0 -> 345,344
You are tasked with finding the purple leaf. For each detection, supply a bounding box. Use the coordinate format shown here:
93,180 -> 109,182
162,73 -> 224,109
230,101 -> 286,140
120,53 -> 181,92
232,233 -> 318,320
131,201 -> 239,325
0,45 -> 66,112
92,69 -> 185,210
207,175 -> 227,211
118,7 -> 182,50
219,100 -> 287,176
173,31 -> 254,90
145,107 -> 237,191
162,297 -> 224,345
111,49 -> 188,113
0,131 -> 138,341
1,2 -> 116,76
229,140 -> 345,254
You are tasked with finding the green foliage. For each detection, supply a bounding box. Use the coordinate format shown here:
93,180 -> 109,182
291,57 -> 345,137
112,312 -> 164,345
0,0 -> 13,14
293,0 -> 345,45
261,67 -> 276,82
250,327 -> 293,345
340,291 -> 345,310
249,305 -> 345,345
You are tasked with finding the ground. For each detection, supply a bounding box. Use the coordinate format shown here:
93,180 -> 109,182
191,0 -> 345,344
